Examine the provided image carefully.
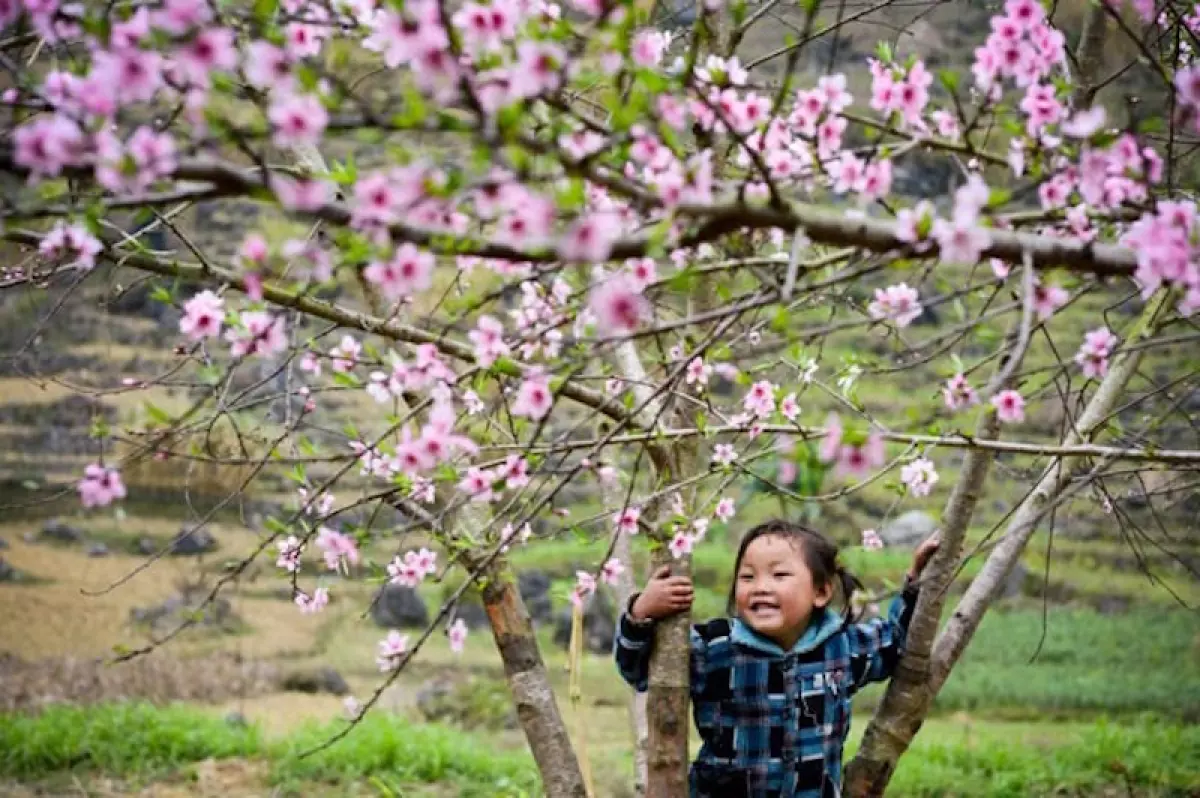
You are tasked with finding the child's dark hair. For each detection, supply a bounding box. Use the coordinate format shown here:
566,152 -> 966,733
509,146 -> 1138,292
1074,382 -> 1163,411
725,518 -> 864,623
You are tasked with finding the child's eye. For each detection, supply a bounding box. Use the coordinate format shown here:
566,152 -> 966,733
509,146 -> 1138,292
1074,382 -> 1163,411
738,574 -> 753,581
773,572 -> 792,578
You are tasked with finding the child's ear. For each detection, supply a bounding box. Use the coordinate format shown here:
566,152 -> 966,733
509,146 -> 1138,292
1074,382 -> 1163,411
812,580 -> 835,609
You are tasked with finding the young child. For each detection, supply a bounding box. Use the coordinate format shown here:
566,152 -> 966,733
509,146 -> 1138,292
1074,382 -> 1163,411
614,518 -> 939,798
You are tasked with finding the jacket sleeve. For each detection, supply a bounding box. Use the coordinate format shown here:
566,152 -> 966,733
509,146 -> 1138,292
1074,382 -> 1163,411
845,577 -> 920,695
613,594 -> 709,695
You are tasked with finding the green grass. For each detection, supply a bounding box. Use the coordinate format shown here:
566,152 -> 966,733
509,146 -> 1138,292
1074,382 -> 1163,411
848,716 -> 1200,797
0,702 -> 261,779
3,703 -> 1199,796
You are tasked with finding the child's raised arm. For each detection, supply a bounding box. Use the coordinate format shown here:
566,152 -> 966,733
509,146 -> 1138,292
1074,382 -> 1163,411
613,566 -> 696,692
845,534 -> 939,693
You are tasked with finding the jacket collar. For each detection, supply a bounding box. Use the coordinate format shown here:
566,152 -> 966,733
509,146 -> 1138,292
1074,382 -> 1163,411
730,608 -> 843,657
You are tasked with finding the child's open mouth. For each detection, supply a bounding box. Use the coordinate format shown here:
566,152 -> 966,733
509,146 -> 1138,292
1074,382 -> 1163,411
748,600 -> 780,615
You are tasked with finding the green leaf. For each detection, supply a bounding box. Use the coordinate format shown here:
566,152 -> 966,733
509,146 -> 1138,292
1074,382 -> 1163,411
143,402 -> 173,426
938,69 -> 959,93
254,0 -> 278,19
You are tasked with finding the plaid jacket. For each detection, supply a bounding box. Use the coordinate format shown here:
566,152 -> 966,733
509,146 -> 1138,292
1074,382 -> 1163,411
614,581 -> 919,798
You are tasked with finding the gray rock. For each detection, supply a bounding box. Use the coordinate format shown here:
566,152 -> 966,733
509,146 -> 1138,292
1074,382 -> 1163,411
40,518 -> 85,544
223,711 -> 249,728
517,569 -> 554,625
0,557 -> 19,582
169,526 -> 217,556
0,536 -> 8,550
370,584 -> 429,629
879,510 -> 938,549
130,584 -> 237,634
553,589 -> 616,655
281,666 -> 350,696
133,536 -> 157,556
86,542 -> 110,558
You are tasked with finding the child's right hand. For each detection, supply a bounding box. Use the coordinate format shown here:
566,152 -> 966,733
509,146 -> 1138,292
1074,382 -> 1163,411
630,565 -> 694,621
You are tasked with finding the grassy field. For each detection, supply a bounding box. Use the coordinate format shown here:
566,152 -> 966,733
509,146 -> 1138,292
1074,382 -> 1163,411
3,703 -> 1198,797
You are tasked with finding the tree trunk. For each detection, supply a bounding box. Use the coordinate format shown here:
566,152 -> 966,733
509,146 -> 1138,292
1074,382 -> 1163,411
481,561 -> 589,798
844,288 -> 1169,796
645,549 -> 692,798
612,495 -> 650,794
844,411 -> 1001,796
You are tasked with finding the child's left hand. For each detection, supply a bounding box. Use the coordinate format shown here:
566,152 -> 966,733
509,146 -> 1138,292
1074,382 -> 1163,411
907,533 -> 941,580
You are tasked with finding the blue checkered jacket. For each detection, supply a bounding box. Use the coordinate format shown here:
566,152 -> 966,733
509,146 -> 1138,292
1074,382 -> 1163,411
614,580 -> 919,798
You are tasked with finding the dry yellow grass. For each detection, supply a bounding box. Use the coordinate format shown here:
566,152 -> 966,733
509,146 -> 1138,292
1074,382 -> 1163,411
0,760 -> 273,798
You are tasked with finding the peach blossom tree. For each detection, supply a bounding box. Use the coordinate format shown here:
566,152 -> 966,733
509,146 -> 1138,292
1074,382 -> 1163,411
2,0 -> 1198,795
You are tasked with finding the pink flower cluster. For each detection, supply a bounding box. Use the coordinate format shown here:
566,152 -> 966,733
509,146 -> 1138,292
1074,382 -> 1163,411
943,373 -> 980,411
78,464 -> 126,508
900,457 -> 939,498
295,587 -> 329,614
388,547 -> 438,588
819,414 -> 886,480
179,291 -> 224,341
225,311 -> 287,358
991,389 -> 1026,424
38,222 -> 102,271
588,272 -> 648,334
971,0 -> 1065,95
276,535 -> 304,573
1122,202 -> 1200,316
316,527 -> 361,575
458,454 -> 530,503
363,243 -> 436,302
570,570 -> 597,608
869,58 -> 932,128
868,283 -> 923,328
376,630 -> 410,671
861,529 -> 884,551
448,618 -> 468,654
1074,328 -> 1119,379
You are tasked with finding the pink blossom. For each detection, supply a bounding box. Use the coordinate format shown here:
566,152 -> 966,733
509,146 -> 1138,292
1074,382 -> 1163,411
868,283 -> 923,327
712,443 -> 737,466
818,413 -> 843,462
943,373 -> 979,410
180,290 -> 224,340
780,393 -> 800,421
376,631 -> 409,671
625,257 -> 658,290
273,175 -> 333,211
152,0 -> 211,34
243,40 -> 294,91
1032,280 -> 1069,320
175,26 -> 238,87
511,41 -> 566,98
900,457 -> 939,497
38,221 -> 102,270
669,531 -> 695,559
588,274 -> 647,334
742,380 -> 777,418
560,213 -> 621,263
895,201 -> 935,251
316,526 -> 360,574
276,535 -> 303,572
463,390 -> 485,414
613,506 -> 641,535
991,389 -> 1026,423
470,315 -> 511,367
225,311 -> 287,358
91,47 -> 163,105
78,464 -> 126,508
512,373 -> 553,419
458,466 -> 496,503
686,357 -> 713,387
1074,327 -> 1118,379
500,455 -> 530,489
329,335 -> 361,372
447,618 -> 468,654
632,29 -> 668,67
600,557 -> 625,586
714,497 -> 736,522
364,244 -> 436,301
570,571 -> 597,608
832,432 -> 886,480
1061,105 -> 1107,138
295,587 -> 329,614
269,92 -> 328,149
933,218 -> 991,266
861,529 -> 884,551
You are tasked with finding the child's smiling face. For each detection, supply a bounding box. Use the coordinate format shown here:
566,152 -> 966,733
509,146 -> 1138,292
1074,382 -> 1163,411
734,534 -> 834,649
